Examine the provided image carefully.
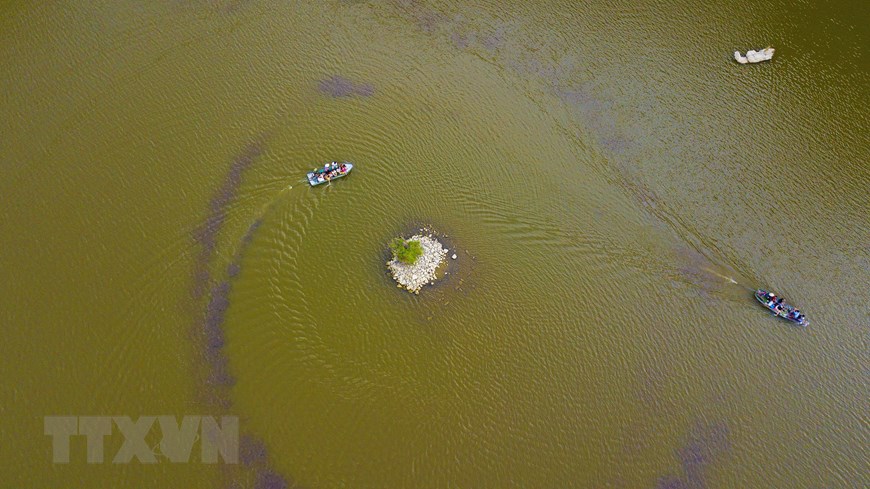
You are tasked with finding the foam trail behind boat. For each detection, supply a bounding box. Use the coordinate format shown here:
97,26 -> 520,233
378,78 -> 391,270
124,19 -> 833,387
702,267 -> 739,285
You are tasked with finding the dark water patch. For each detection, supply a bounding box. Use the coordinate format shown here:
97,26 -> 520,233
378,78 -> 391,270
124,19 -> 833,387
393,1 -> 514,55
191,141 -> 264,299
242,218 -> 263,245
511,56 -> 568,82
450,31 -> 470,48
683,421 -> 729,471
620,420 -> 653,459
185,138 -> 295,488
192,266 -> 211,302
239,435 -> 268,466
197,388 -> 232,410
623,179 -> 662,212
415,9 -> 448,34
556,82 -> 752,301
656,476 -> 689,489
207,254 -> 293,487
658,420 -> 730,489
255,469 -> 290,489
555,87 -> 593,107
671,244 -> 750,302
602,137 -> 631,154
205,281 -> 231,345
222,0 -> 255,14
482,23 -> 510,51
387,0 -> 639,161
318,75 -> 375,98
174,0 -> 255,15
636,361 -> 673,416
556,86 -> 632,155
205,325 -> 225,350
206,354 -> 235,386
191,140 -> 263,413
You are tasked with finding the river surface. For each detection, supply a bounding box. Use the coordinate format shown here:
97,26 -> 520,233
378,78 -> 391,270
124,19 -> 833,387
1,1 -> 867,487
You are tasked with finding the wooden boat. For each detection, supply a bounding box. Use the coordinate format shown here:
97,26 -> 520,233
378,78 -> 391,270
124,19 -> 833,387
307,162 -> 353,186
755,289 -> 808,327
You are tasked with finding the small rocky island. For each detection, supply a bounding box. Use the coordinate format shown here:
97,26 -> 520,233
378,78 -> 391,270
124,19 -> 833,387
387,232 -> 453,293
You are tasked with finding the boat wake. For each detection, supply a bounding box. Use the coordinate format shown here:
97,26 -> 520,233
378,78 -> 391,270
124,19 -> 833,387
701,267 -> 739,285
670,244 -> 755,301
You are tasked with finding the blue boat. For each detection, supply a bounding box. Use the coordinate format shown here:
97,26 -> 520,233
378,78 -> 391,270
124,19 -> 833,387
307,161 -> 353,186
755,289 -> 808,327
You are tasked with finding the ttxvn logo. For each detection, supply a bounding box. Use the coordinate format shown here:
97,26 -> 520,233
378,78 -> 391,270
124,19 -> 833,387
44,416 -> 238,464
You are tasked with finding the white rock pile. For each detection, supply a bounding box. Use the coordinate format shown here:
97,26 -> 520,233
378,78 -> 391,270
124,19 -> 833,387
387,234 -> 448,293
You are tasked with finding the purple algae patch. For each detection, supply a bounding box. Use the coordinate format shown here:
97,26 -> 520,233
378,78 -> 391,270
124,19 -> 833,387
204,281 -> 231,341
318,75 -> 375,98
656,476 -> 689,489
205,351 -> 234,382
354,82 -> 375,97
187,138 -> 294,489
205,325 -> 225,350
192,265 -> 212,300
450,31 -> 469,48
198,388 -> 232,410
318,76 -> 354,97
659,420 -> 730,489
239,435 -> 268,466
414,10 -> 447,34
199,142 -> 263,240
482,33 -> 502,51
256,469 -> 289,489
555,86 -> 634,156
241,218 -> 263,246
206,359 -> 235,386
191,141 -> 263,299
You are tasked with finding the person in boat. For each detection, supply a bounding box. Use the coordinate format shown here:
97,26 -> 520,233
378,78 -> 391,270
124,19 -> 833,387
791,309 -> 801,320
766,297 -> 779,312
340,163 -> 347,173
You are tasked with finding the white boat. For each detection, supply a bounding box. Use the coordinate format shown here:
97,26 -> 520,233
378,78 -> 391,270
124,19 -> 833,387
734,47 -> 775,64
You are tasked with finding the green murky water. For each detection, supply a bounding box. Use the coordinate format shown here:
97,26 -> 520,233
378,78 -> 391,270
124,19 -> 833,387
1,1 -> 867,487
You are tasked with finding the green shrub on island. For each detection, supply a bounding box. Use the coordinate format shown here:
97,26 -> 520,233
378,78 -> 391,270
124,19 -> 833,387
389,238 -> 424,265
